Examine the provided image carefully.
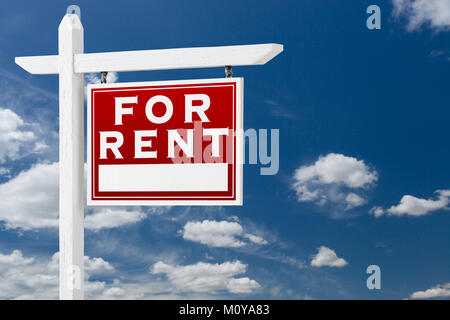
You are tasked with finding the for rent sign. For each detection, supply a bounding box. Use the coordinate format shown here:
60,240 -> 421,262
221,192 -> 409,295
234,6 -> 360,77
87,78 -> 243,205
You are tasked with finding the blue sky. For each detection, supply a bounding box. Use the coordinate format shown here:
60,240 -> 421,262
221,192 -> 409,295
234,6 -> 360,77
0,0 -> 449,299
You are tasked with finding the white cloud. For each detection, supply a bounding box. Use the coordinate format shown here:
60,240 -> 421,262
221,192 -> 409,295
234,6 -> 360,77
292,153 -> 377,210
410,283 -> 450,299
392,0 -> 450,31
85,256 -> 114,274
0,249 -> 174,300
48,252 -> 114,277
1,249 -> 262,299
0,162 -> 59,229
0,162 -> 164,230
0,250 -> 34,272
0,249 -> 114,299
345,193 -> 367,209
0,108 -> 36,163
181,220 -> 268,247
85,208 -> 147,231
151,260 -> 260,294
32,141 -> 49,153
0,249 -> 187,299
227,277 -> 261,294
294,154 -> 377,189
371,189 -> 450,217
243,233 -> 268,245
369,206 -> 385,218
0,70 -> 59,163
102,287 -> 125,298
182,220 -> 244,247
310,246 -> 348,268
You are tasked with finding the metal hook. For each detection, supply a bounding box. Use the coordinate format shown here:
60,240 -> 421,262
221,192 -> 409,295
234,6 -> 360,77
225,66 -> 232,78
101,72 -> 108,84
66,5 -> 81,19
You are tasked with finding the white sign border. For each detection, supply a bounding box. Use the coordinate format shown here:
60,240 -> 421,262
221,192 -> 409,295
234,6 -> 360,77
87,77 -> 243,206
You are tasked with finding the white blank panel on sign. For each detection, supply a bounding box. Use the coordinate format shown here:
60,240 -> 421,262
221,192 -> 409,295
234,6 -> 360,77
99,163 -> 229,192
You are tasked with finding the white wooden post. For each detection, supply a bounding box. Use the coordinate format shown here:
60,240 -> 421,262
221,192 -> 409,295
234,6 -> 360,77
15,7 -> 283,301
58,13 -> 84,300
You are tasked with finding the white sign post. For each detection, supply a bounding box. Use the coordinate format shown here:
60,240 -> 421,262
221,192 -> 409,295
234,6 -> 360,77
15,8 -> 283,300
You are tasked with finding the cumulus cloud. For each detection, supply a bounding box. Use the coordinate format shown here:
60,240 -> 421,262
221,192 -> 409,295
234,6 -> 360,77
392,0 -> 450,31
1,247 -> 263,299
85,208 -> 147,231
345,193 -> 367,209
0,250 -> 34,272
0,249 -> 116,299
0,108 -> 36,163
227,277 -> 262,294
48,252 -> 114,278
0,248 -> 211,299
181,220 -> 268,247
0,251 -> 58,299
371,189 -> 450,217
85,206 -> 169,231
410,283 -> 450,299
243,233 -> 269,245
292,153 -> 377,211
151,260 -> 260,294
310,246 -> 348,268
0,162 -> 164,230
0,162 -> 59,229
85,255 -> 114,274
369,206 -> 385,218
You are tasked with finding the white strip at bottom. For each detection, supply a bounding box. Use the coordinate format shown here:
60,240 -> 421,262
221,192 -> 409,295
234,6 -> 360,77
98,163 -> 228,192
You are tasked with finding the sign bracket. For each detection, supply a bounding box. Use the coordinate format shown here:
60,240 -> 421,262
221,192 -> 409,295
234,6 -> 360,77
225,66 -> 232,78
100,71 -> 108,84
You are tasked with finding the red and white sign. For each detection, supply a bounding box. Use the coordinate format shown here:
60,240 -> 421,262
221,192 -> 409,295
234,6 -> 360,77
87,78 -> 243,205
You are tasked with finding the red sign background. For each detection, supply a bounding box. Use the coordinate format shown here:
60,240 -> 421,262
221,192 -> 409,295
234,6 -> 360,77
87,78 -> 243,205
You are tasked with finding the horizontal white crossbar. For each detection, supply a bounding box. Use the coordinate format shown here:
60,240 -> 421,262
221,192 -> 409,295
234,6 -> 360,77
15,43 -> 283,74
